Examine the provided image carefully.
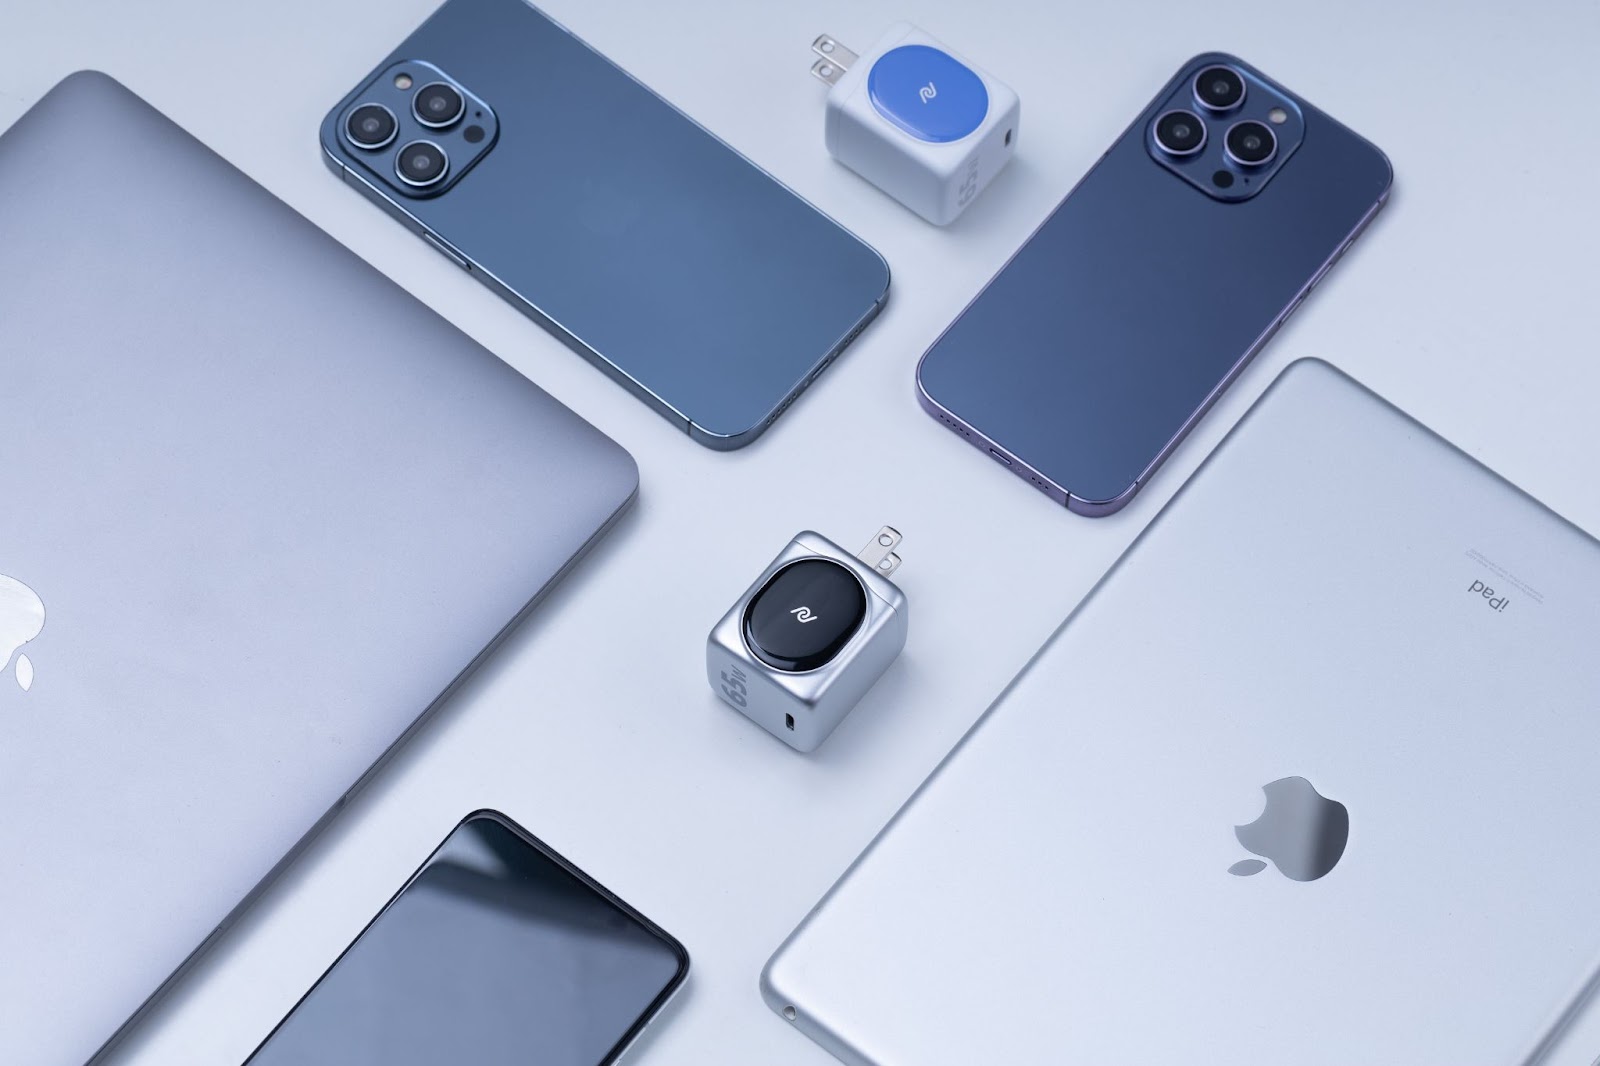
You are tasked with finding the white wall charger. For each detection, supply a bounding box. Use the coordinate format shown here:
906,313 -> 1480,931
811,23 -> 1019,225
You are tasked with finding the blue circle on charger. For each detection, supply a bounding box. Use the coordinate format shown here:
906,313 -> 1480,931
867,45 -> 989,144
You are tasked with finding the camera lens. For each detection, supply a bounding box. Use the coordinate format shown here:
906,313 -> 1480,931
1193,65 -> 1245,112
395,140 -> 449,188
344,104 -> 397,150
1153,109 -> 1206,157
1225,120 -> 1277,167
412,82 -> 464,128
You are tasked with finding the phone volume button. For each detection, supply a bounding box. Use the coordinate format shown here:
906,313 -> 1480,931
1289,267 -> 1326,314
421,231 -> 470,271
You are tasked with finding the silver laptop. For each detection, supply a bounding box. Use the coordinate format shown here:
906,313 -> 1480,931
0,72 -> 637,1066
764,359 -> 1600,1065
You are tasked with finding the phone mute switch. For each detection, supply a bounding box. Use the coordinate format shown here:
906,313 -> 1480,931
422,231 -> 470,271
988,448 -> 1012,467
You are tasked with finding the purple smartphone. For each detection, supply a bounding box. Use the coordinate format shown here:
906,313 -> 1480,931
916,53 -> 1391,515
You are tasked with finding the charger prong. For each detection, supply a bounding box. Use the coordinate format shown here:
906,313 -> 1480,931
857,526 -> 903,577
811,33 -> 858,72
811,58 -> 844,86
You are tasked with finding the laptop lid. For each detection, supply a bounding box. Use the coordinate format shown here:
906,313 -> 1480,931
763,359 -> 1600,1065
0,71 -> 636,1066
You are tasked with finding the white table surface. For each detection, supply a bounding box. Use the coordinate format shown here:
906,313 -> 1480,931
9,0 -> 1600,1063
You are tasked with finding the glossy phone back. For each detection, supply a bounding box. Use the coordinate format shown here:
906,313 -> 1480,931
916,53 -> 1391,513
321,0 -> 890,448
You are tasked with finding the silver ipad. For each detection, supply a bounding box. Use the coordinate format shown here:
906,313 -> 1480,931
764,359 -> 1600,1065
0,72 -> 636,1066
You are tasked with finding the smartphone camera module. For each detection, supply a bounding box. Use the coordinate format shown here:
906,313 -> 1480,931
1153,110 -> 1206,157
1192,65 -> 1245,112
332,61 -> 497,199
345,104 -> 397,150
1147,57 -> 1304,203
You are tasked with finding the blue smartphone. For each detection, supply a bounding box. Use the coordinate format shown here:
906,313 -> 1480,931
916,54 -> 1391,514
321,0 -> 890,449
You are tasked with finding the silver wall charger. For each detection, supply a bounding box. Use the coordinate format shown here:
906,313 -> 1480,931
707,527 -> 908,752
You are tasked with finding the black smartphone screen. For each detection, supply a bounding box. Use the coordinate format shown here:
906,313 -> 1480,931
246,812 -> 688,1066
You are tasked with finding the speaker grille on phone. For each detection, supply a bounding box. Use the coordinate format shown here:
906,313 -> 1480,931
932,407 -> 1067,505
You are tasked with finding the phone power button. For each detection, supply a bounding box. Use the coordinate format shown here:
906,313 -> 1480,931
421,231 -> 470,271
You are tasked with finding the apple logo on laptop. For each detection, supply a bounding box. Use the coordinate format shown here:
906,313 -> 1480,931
1228,776 -> 1349,881
0,573 -> 46,692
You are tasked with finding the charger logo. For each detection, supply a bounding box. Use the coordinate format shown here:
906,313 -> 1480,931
790,606 -> 819,624
719,665 -> 749,708
919,82 -> 937,104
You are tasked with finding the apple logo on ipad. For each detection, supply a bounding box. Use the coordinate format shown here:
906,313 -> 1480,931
1228,777 -> 1348,881
0,573 -> 46,692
